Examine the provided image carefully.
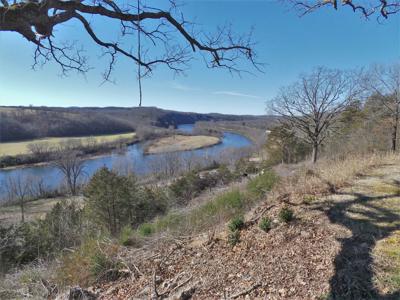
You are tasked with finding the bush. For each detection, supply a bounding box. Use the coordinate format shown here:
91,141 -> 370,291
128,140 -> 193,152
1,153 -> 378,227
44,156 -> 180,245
0,201 -> 85,272
259,217 -> 272,232
118,225 -> 141,247
246,170 -> 279,198
138,223 -> 155,236
56,239 -> 121,288
228,230 -> 240,246
279,207 -> 294,223
90,249 -> 122,278
228,216 -> 245,232
55,239 -> 98,287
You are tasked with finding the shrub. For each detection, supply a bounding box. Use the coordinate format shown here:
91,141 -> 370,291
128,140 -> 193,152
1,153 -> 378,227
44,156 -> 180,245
55,239 -> 98,287
246,170 -> 279,198
56,239 -> 121,288
90,250 -> 122,278
217,164 -> 235,184
118,225 -> 141,247
279,207 -> 294,223
138,223 -> 155,236
216,189 -> 244,210
228,230 -> 240,246
0,201 -> 85,272
228,215 -> 245,232
259,217 -> 272,232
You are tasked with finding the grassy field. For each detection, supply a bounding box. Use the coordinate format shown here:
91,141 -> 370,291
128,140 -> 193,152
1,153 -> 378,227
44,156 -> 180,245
0,132 -> 136,157
0,196 -> 83,225
146,134 -> 220,154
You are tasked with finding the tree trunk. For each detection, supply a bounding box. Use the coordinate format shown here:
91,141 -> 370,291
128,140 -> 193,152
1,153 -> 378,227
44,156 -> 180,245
20,198 -> 25,223
392,106 -> 399,152
312,142 -> 318,164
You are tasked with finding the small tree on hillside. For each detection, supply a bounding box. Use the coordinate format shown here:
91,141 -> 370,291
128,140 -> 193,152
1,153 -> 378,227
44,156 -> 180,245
362,63 -> 400,151
270,67 -> 358,163
84,167 -> 135,235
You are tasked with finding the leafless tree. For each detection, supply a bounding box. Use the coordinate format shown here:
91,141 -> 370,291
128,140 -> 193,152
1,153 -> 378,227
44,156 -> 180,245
4,174 -> 33,223
27,141 -> 52,159
288,0 -> 400,19
53,150 -> 86,195
362,63 -> 400,151
270,67 -> 358,163
0,0 -> 259,91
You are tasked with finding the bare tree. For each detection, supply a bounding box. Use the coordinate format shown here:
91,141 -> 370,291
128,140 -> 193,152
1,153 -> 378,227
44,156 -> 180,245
0,0 -> 259,92
270,67 -> 358,163
288,0 -> 400,19
53,150 -> 86,195
4,174 -> 33,223
27,141 -> 52,160
362,63 -> 400,151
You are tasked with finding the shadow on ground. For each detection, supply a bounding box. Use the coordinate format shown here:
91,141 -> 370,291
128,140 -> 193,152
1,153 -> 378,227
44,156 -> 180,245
314,189 -> 400,300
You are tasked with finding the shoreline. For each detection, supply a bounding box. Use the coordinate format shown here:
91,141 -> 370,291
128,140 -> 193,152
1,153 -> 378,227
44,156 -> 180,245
0,140 -> 139,171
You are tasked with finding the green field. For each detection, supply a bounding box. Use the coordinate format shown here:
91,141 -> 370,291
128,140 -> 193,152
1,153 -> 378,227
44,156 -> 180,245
0,132 -> 136,157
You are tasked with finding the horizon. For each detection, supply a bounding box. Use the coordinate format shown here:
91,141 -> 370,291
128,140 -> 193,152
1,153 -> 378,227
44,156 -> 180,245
1,1 -> 399,114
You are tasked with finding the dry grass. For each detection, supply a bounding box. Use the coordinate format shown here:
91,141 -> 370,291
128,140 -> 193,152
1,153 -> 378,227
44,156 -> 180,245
0,132 -> 136,157
145,134 -> 220,154
0,196 -> 83,225
274,152 -> 400,203
374,230 -> 400,294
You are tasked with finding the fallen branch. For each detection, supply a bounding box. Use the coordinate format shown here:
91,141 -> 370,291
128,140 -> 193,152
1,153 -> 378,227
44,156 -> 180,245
159,274 -> 193,297
151,268 -> 159,300
229,283 -> 261,299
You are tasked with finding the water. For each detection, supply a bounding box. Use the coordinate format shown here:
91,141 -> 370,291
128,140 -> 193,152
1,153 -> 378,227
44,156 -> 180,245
0,124 -> 252,197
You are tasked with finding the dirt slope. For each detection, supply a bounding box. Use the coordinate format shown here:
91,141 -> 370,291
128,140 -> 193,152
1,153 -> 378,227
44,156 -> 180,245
88,163 -> 400,299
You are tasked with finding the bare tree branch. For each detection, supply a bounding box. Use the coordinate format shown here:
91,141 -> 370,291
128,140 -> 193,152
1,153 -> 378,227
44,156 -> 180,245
0,0 -> 260,82
287,0 -> 400,19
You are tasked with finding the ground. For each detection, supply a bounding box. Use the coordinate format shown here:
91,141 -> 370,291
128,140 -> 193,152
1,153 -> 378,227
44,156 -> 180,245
90,161 -> 400,299
145,135 -> 221,154
0,196 -> 83,225
0,132 -> 136,156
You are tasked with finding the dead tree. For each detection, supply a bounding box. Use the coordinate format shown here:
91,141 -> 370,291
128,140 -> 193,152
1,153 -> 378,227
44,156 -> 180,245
53,150 -> 86,195
362,63 -> 400,151
288,0 -> 400,19
4,174 -> 33,223
0,0 -> 260,93
270,67 -> 358,163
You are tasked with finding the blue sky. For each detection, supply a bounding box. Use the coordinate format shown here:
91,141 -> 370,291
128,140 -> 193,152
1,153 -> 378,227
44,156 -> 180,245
0,0 -> 399,115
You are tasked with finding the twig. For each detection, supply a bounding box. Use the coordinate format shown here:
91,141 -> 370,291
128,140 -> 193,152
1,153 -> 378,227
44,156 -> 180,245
159,275 -> 193,297
247,204 -> 275,225
229,283 -> 261,299
151,268 -> 159,300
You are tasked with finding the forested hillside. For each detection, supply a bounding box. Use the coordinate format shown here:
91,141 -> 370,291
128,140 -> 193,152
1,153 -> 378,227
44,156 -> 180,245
0,106 -> 271,142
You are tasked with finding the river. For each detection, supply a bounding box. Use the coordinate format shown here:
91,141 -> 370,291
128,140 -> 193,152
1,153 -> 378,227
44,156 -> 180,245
0,124 -> 252,198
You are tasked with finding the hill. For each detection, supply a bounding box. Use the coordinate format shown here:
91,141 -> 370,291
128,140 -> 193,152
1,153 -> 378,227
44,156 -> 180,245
0,106 -> 274,142
63,154 -> 400,299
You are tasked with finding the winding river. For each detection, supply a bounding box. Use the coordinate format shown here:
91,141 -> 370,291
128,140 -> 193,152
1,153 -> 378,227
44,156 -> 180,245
0,124 -> 252,197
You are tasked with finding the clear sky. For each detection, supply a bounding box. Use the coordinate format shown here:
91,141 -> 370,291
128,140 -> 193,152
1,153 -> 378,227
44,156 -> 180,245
0,0 -> 399,115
